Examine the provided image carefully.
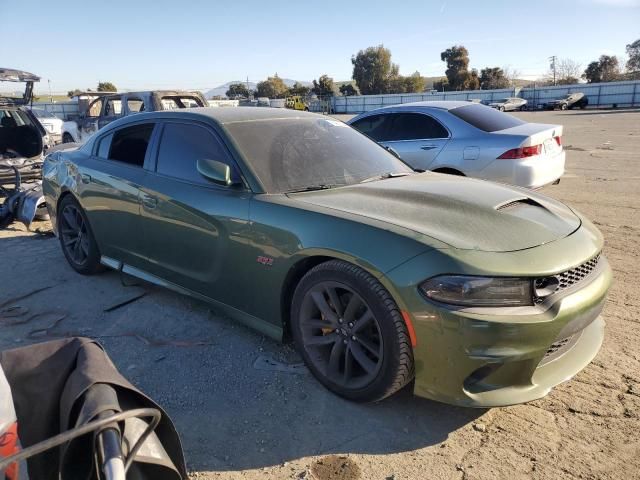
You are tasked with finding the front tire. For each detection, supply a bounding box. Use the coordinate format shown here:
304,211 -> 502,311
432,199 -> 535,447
57,195 -> 103,274
62,132 -> 74,143
499,106 -> 505,112
560,103 -> 568,110
291,260 -> 414,402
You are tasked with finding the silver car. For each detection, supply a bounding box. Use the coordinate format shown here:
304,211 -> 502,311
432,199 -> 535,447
488,97 -> 528,111
348,101 -> 564,189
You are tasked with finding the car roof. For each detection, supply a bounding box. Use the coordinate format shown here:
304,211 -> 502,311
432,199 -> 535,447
98,107 -> 324,133
373,100 -> 474,111
135,106 -> 319,124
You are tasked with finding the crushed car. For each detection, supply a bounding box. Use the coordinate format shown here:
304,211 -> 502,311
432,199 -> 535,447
545,92 -> 589,110
0,68 -> 48,228
61,90 -> 208,144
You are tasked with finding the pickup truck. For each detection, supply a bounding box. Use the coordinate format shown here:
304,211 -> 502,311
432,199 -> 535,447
61,90 -> 208,144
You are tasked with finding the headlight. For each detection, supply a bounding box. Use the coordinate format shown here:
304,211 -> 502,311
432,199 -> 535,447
420,275 -> 533,307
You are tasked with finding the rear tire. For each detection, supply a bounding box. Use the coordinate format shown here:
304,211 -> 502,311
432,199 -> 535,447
499,106 -> 505,112
520,105 -> 527,111
62,132 -> 74,143
57,195 -> 103,275
291,260 -> 414,402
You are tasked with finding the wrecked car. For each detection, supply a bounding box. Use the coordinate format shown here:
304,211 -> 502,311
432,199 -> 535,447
545,92 -> 589,110
43,108 -> 611,407
0,68 -> 48,228
61,90 -> 208,144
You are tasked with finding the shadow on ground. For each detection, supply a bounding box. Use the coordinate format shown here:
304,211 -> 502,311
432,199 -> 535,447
0,233 -> 484,473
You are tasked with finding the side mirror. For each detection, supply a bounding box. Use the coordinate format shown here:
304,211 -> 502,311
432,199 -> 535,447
197,159 -> 239,187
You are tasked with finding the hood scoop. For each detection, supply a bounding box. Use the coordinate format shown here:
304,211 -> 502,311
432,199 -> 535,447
496,197 -> 546,212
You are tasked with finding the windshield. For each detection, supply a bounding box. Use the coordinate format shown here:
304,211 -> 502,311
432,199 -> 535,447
225,117 -> 413,193
32,109 -> 58,119
449,103 -> 525,132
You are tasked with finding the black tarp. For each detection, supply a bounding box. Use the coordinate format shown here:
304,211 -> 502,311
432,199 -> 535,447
0,337 -> 187,480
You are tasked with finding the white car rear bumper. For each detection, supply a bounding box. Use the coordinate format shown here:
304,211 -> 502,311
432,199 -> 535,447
478,150 -> 565,189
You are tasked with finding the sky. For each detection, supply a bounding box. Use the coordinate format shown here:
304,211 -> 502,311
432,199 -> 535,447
1,0 -> 638,94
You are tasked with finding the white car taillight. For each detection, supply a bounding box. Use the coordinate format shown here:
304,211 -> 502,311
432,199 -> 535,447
497,144 -> 542,159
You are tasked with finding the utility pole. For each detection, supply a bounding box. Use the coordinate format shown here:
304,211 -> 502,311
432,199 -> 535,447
549,56 -> 557,86
246,76 -> 250,99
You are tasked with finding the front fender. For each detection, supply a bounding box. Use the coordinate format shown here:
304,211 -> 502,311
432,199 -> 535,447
62,121 -> 79,142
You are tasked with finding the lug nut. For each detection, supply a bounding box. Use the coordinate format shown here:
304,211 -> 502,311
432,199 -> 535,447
351,336 -> 356,341
348,322 -> 354,328
338,318 -> 343,324
343,339 -> 348,344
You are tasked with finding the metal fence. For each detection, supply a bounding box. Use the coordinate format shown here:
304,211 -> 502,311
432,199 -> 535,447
331,80 -> 640,114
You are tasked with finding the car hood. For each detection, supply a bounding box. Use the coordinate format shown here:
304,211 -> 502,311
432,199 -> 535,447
290,174 -> 581,252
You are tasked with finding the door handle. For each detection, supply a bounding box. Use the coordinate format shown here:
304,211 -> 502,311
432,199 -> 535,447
141,194 -> 157,209
80,173 -> 92,184
420,145 -> 438,150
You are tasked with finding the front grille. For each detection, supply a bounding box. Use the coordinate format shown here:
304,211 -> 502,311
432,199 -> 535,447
534,254 -> 601,304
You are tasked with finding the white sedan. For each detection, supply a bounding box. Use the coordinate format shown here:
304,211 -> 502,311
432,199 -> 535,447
348,101 -> 565,189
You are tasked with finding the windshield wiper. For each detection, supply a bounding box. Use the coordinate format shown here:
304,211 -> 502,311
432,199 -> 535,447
286,184 -> 338,193
359,172 -> 413,184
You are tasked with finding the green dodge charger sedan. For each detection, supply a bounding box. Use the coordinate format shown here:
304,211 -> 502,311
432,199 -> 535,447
42,108 -> 611,407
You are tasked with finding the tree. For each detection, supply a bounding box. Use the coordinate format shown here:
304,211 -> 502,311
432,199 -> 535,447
626,39 -> 640,72
97,82 -> 117,92
583,55 -> 620,83
479,67 -> 510,90
545,58 -> 582,85
67,88 -> 83,98
351,45 -> 398,95
403,71 -> 426,93
339,83 -> 358,96
433,77 -> 449,91
255,74 -> 289,98
312,75 -> 336,96
440,46 -> 479,90
289,81 -> 311,97
226,83 -> 250,99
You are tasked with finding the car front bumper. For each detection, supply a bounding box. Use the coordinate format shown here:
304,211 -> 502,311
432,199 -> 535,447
382,227 -> 611,407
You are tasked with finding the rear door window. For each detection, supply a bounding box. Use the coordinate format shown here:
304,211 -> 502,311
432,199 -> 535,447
385,113 -> 449,141
108,123 -> 154,167
155,122 -> 239,185
350,114 -> 393,142
104,98 -> 123,117
127,97 -> 145,113
87,99 -> 103,118
449,104 -> 525,132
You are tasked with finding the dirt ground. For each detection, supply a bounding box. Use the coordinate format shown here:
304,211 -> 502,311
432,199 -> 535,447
1,109 -> 639,480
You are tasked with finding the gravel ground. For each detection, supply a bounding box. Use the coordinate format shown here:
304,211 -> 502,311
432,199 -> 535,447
0,109 -> 639,480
